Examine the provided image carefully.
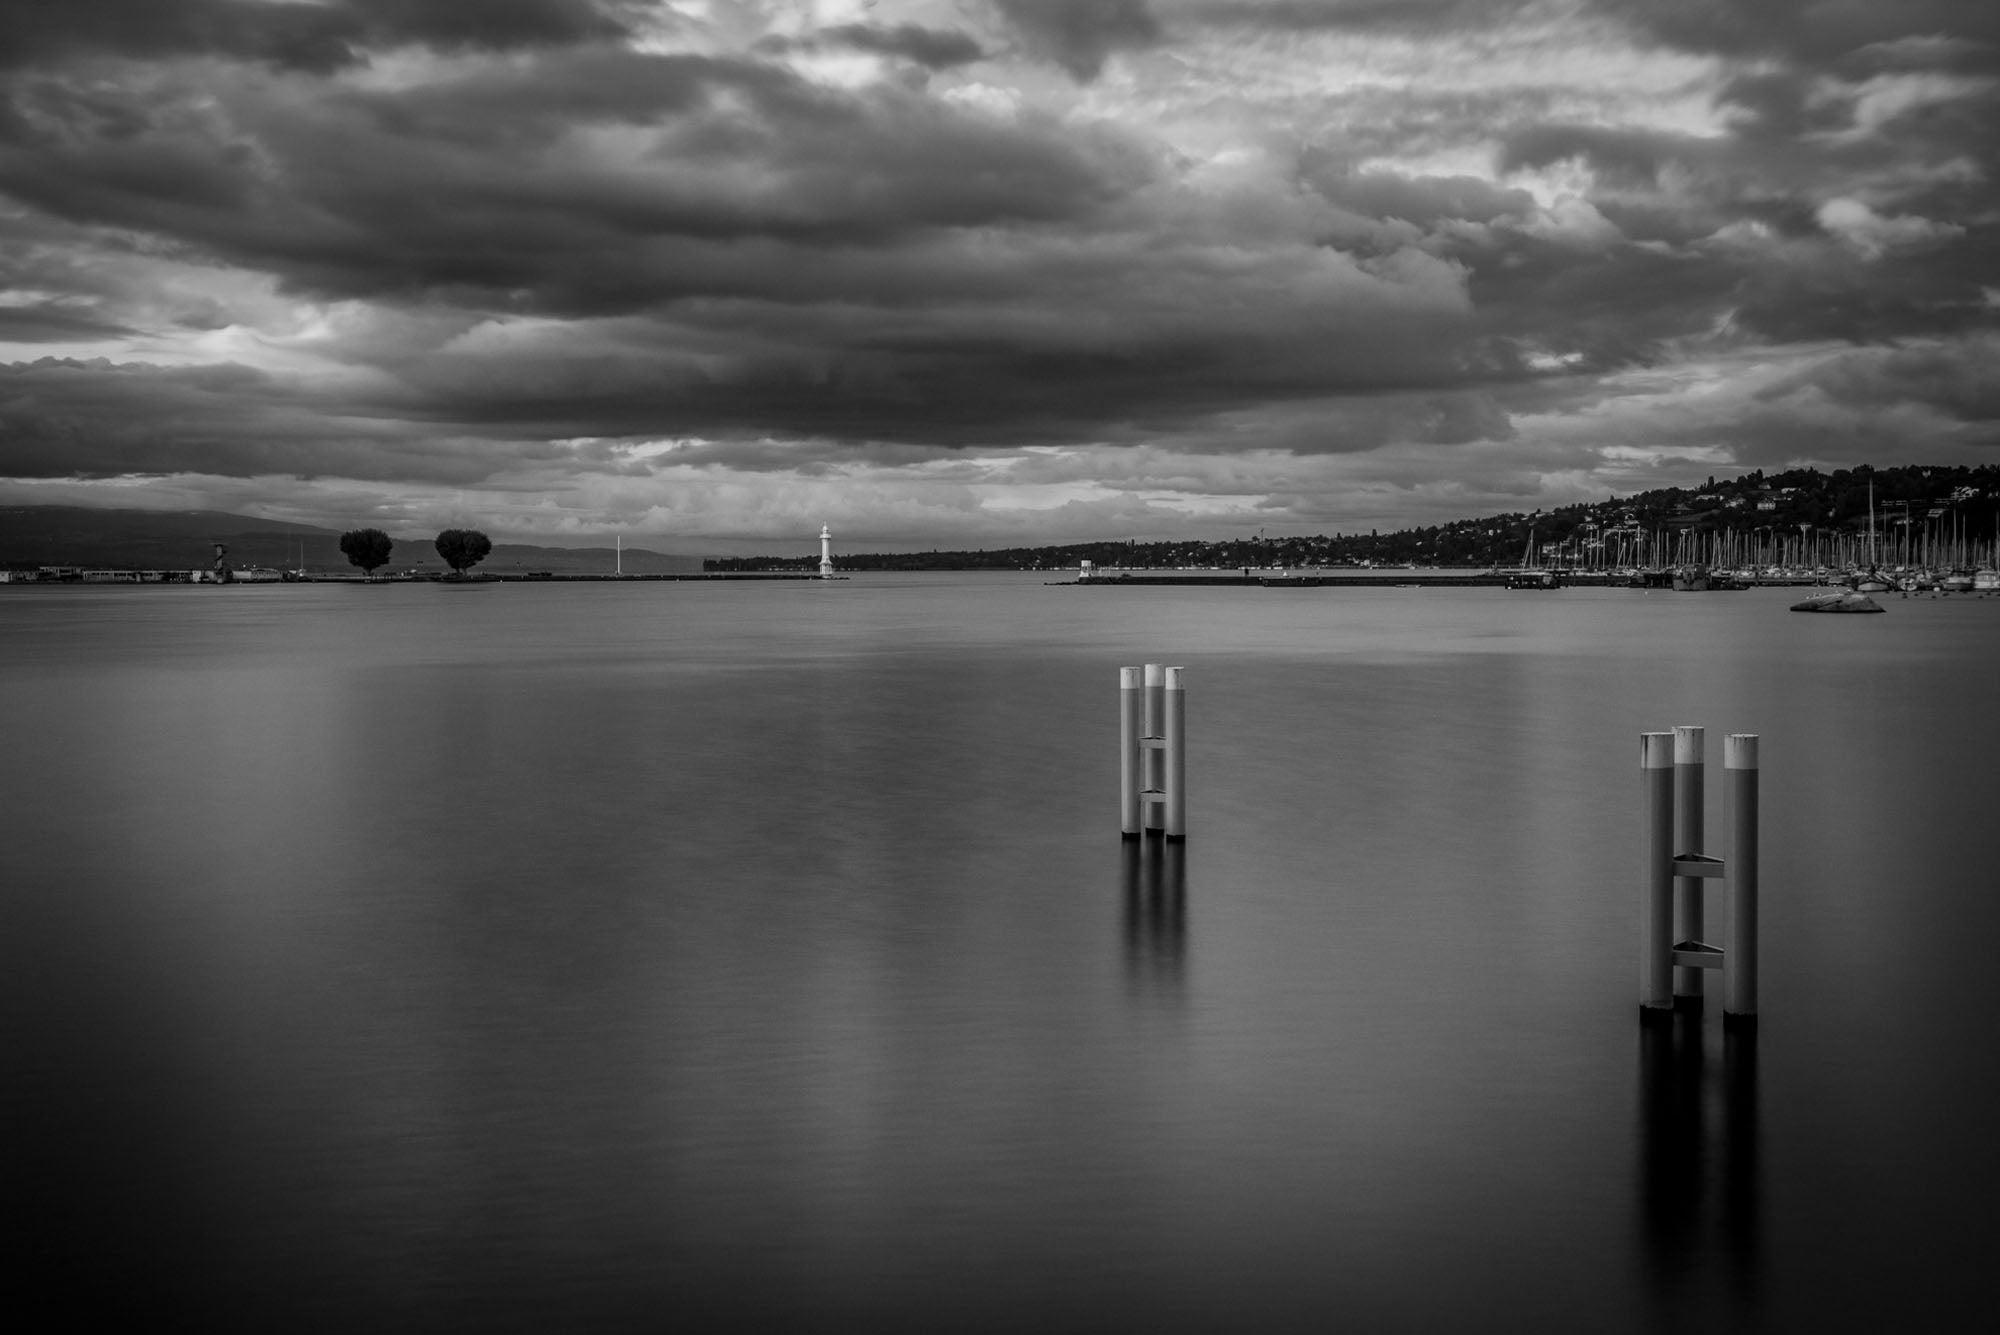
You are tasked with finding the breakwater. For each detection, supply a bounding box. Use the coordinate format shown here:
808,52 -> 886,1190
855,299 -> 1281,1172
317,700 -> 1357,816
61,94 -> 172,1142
1059,569 -> 1837,588
1068,570 -> 1510,587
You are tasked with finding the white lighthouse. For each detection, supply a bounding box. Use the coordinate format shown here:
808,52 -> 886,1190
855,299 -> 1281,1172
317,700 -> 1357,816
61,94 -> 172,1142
818,525 -> 834,579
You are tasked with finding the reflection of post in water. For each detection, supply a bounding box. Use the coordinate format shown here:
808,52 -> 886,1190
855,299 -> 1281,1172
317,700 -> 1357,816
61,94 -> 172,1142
1121,838 -> 1185,993
1721,1021 -> 1759,1299
1638,1010 -> 1760,1305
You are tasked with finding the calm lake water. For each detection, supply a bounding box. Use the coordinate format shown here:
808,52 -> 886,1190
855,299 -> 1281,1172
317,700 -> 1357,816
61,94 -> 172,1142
5,575 -> 1997,1331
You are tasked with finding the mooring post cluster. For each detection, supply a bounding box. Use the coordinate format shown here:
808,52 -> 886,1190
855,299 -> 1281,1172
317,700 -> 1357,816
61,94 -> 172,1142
1120,664 -> 1186,840
1641,727 -> 1759,1024
1109,679 -> 1766,1019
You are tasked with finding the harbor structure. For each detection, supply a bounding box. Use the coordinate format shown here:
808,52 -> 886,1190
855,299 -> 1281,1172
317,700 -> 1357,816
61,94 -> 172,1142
1641,730 -> 1759,1023
1120,665 -> 1187,840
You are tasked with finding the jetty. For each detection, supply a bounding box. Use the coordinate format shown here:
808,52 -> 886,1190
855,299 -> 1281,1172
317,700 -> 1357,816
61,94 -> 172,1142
1058,568 -> 1800,589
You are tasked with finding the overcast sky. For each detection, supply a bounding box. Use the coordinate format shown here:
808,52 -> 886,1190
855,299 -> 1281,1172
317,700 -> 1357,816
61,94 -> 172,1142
2,1 -> 1996,550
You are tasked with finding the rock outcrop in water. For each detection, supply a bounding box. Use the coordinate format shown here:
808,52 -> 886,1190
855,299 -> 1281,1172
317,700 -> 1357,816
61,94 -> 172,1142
1790,592 -> 1885,613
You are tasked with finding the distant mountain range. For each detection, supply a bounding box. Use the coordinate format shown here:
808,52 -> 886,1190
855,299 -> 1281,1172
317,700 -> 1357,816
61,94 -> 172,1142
0,506 -> 704,575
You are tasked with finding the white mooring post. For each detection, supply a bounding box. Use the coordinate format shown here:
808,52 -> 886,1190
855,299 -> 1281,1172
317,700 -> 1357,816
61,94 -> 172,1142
1120,668 -> 1143,837
1640,727 -> 1759,1022
1164,667 -> 1186,840
1143,663 -> 1165,811
1641,733 -> 1676,1013
1674,725 -> 1706,1005
1121,664 -> 1186,841
1724,734 -> 1759,1023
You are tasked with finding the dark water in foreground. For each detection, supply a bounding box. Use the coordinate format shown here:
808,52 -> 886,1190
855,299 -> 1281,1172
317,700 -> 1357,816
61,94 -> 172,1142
4,576 -> 1997,1331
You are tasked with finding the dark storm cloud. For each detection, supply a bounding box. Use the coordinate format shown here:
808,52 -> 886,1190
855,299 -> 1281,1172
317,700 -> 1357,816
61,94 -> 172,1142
813,22 -> 986,70
1500,124 -> 1691,194
1501,77 -> 2000,217
7,15 -> 1476,474
1299,160 -> 1535,230
1764,337 -> 2000,425
0,304 -> 135,343
378,288 -> 1482,453
1472,239 -> 1733,368
1710,69 -> 1824,140
1584,1 -> 2000,72
342,0 -> 639,49
0,0 -> 634,74
324,210 -> 1490,453
0,215 -> 137,341
1174,0 -> 1538,34
0,0 -> 357,75
1725,238 -> 2000,347
0,50 -> 1153,315
1711,354 -> 2000,471
0,357 -> 552,483
1295,151 -> 1738,371
1495,121 -> 1816,248
1482,28 -> 2000,351
0,357 -> 308,477
0,208 -> 284,350
1291,0 -> 2000,452
994,0 -> 1162,80
4,0 -> 1999,516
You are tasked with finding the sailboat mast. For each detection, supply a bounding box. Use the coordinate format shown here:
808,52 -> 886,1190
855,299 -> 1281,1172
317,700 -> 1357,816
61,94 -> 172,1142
1867,478 -> 1876,567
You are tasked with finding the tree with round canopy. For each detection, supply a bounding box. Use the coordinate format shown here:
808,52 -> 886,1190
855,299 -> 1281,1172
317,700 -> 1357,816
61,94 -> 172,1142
434,529 -> 492,576
339,528 -> 394,579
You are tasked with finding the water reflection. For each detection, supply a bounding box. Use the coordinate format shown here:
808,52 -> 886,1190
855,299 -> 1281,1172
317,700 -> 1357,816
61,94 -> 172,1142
1120,838 -> 1186,996
1638,1011 -> 1760,1308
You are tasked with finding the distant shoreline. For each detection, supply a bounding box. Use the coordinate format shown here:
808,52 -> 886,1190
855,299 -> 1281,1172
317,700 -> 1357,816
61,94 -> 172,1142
5,565 -> 1867,590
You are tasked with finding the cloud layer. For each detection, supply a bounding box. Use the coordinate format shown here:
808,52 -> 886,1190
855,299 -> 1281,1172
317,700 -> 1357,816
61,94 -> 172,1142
2,0 -> 1996,546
